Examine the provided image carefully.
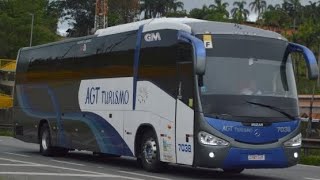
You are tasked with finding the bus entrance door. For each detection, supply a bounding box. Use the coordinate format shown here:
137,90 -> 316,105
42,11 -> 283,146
175,61 -> 194,165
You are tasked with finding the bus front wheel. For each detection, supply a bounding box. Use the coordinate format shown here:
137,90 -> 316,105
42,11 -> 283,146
140,130 -> 164,172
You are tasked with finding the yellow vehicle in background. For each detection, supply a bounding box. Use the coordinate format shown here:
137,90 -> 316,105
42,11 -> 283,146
0,59 -> 16,109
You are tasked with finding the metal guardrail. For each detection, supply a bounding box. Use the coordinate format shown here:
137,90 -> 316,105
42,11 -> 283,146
0,93 -> 11,97
0,108 -> 12,123
0,123 -> 13,130
300,119 -> 320,151
302,138 -> 320,156
302,138 -> 320,149
0,108 -> 13,135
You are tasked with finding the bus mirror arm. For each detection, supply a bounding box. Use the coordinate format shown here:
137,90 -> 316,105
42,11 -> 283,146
288,42 -> 319,80
177,31 -> 207,75
198,76 -> 204,87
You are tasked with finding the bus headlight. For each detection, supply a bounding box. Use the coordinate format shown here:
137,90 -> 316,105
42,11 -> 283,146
284,133 -> 302,147
198,131 -> 229,146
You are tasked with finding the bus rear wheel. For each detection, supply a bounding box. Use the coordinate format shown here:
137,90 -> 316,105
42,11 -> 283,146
40,124 -> 69,156
40,123 -> 54,156
140,130 -> 164,172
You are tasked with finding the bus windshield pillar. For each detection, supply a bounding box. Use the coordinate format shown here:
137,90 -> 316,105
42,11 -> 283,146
177,31 -> 206,75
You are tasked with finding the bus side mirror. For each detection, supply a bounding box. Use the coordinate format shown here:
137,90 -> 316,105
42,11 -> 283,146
178,31 -> 206,75
288,42 -> 319,80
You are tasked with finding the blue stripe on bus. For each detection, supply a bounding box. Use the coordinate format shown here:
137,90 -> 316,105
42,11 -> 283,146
133,25 -> 144,110
16,85 -> 133,156
16,85 -> 67,147
205,117 -> 299,144
63,112 -> 133,156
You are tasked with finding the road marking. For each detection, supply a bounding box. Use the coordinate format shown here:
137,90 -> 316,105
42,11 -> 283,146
4,152 -> 31,157
51,160 -> 85,166
0,157 -> 102,175
44,164 -> 107,175
0,172 -> 118,178
118,170 -> 172,180
0,164 -> 42,167
0,172 -> 144,180
0,157 -> 38,165
305,178 -> 320,180
0,157 -> 144,180
299,164 -> 320,169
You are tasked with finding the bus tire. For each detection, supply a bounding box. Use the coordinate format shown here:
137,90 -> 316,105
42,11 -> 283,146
93,152 -> 121,158
223,168 -> 244,174
140,130 -> 163,172
39,123 -> 54,156
55,147 -> 69,156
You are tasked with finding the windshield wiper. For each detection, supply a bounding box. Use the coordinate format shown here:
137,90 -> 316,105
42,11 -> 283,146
205,113 -> 233,120
246,101 -> 295,120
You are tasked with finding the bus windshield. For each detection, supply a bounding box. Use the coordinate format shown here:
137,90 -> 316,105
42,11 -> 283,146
200,35 -> 299,122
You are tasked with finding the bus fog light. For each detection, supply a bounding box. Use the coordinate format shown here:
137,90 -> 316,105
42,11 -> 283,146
294,152 -> 298,158
209,152 -> 215,158
284,133 -> 301,147
198,131 -> 229,146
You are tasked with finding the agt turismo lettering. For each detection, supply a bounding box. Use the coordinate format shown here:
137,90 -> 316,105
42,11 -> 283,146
85,87 -> 130,105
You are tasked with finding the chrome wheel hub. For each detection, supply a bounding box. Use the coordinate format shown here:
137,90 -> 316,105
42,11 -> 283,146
143,138 -> 157,164
41,131 -> 49,150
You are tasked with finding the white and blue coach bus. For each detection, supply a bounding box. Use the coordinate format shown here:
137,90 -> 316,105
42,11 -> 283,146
13,18 -> 318,173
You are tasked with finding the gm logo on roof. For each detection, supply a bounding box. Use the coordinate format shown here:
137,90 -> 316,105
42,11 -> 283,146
144,32 -> 161,42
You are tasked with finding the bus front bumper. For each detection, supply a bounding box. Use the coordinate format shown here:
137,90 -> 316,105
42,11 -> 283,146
194,145 -> 300,169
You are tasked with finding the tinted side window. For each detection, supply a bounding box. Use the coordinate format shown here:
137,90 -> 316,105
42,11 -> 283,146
139,40 -> 193,97
177,43 -> 194,106
73,31 -> 137,79
27,31 -> 137,81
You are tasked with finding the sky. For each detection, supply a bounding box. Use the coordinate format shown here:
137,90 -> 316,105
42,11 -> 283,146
182,0 -> 317,21
57,0 -> 317,35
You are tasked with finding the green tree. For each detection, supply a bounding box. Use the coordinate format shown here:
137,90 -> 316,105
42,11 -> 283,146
304,1 -> 320,23
57,0 -> 140,36
108,0 -> 139,25
0,0 -> 60,58
262,7 -> 291,28
282,0 -> 302,29
189,6 -> 208,19
208,0 -> 229,20
266,4 -> 281,11
167,0 -> 184,13
140,0 -> 184,18
249,0 -> 267,20
296,19 -> 320,48
231,1 -> 250,23
166,10 -> 188,17
189,4 -> 230,22
55,0 -> 95,37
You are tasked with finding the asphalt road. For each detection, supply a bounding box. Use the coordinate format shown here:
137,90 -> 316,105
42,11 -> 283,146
0,136 -> 319,180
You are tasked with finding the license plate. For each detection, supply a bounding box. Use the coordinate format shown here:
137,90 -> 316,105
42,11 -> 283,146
248,154 -> 265,161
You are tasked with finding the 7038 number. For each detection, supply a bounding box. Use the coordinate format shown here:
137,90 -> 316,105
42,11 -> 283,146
178,144 -> 192,152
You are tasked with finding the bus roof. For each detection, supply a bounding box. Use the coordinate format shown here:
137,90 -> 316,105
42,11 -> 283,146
95,17 -> 287,41
21,18 -> 287,51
